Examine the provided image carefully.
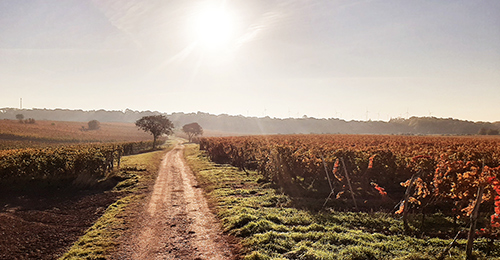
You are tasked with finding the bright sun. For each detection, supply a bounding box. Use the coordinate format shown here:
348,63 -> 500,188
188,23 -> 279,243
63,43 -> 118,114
191,7 -> 236,50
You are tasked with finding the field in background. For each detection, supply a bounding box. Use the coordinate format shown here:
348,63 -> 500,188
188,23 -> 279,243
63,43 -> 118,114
0,118 -> 231,150
0,119 -> 153,150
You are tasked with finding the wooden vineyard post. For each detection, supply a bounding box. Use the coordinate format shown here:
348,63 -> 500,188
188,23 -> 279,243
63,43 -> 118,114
437,231 -> 462,260
321,155 -> 335,208
340,158 -> 358,211
117,149 -> 122,170
403,174 -> 418,235
466,185 -> 484,260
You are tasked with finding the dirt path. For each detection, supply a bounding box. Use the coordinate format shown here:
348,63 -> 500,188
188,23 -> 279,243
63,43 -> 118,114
112,144 -> 235,260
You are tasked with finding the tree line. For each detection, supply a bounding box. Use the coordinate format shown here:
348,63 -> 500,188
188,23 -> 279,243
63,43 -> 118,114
3,108 -> 499,135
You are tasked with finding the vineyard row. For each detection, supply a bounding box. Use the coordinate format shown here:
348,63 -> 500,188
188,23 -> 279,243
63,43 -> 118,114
0,140 -> 157,183
199,135 -> 500,235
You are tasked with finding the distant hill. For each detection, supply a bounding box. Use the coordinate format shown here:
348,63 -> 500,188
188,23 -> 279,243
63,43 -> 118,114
1,108 -> 499,136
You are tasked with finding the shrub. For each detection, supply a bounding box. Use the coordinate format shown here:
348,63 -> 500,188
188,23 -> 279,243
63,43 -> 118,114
88,120 -> 100,130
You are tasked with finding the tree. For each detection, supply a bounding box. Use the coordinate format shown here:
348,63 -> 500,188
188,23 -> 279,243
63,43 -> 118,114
88,120 -> 100,130
135,115 -> 174,149
16,114 -> 24,122
478,128 -> 500,135
478,128 -> 488,135
182,122 -> 203,142
487,128 -> 499,135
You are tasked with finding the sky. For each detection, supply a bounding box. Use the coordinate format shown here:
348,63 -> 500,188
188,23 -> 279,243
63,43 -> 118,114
1,0 -> 499,122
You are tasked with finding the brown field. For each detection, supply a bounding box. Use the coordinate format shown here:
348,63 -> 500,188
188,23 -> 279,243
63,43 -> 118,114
0,119 -> 153,149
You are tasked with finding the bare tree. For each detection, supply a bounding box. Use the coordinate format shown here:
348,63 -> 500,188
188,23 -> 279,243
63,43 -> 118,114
136,115 -> 174,149
182,122 -> 203,142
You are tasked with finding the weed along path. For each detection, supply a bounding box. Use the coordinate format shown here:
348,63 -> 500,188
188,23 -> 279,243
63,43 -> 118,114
112,143 -> 234,260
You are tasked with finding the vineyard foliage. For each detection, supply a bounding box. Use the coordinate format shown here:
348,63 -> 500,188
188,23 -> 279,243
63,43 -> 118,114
0,141 -> 156,183
200,135 -> 500,235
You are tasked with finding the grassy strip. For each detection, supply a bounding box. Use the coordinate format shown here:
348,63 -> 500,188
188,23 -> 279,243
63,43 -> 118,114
59,140 -> 175,260
58,195 -> 135,260
184,144 -> 500,260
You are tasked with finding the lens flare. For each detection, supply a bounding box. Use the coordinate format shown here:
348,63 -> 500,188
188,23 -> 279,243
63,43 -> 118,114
191,6 -> 236,50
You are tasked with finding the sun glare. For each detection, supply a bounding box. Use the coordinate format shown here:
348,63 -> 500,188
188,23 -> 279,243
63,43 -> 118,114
191,6 -> 236,50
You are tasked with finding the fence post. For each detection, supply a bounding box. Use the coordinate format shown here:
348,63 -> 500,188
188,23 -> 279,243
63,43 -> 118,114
340,158 -> 358,211
402,173 -> 418,235
321,155 -> 335,208
466,185 -> 484,259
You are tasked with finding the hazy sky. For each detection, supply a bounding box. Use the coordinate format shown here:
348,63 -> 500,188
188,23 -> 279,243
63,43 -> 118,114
1,0 -> 499,122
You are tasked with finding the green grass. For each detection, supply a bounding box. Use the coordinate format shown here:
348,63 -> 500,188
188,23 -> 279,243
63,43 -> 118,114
184,144 -> 500,260
59,140 -> 175,259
